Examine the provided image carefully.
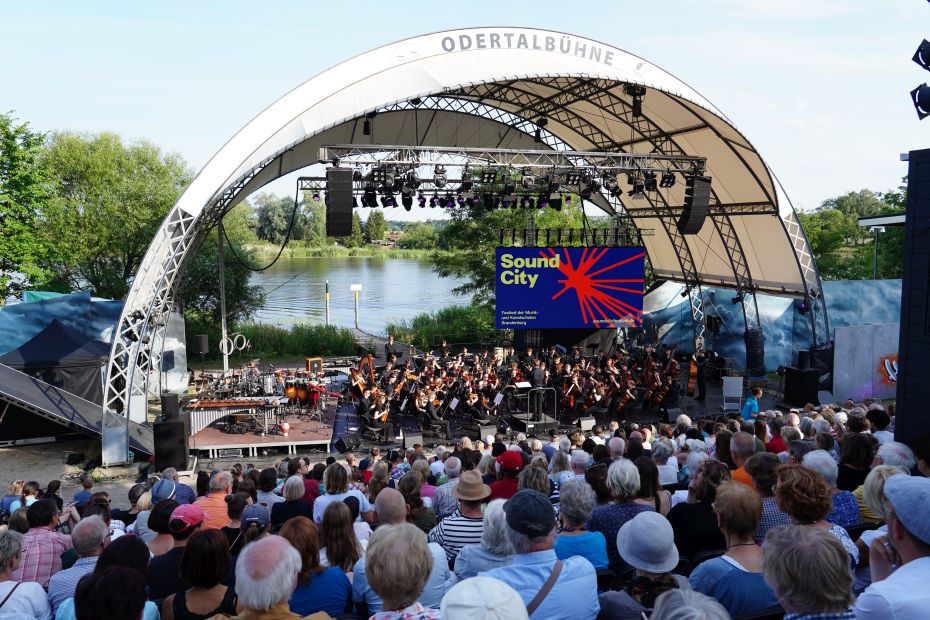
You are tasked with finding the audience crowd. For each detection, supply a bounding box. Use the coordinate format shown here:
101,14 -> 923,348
1,397 -> 929,619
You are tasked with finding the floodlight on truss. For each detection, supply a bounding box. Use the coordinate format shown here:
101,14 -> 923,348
659,171 -> 676,188
433,164 -> 447,188
643,171 -> 658,192
481,170 -> 498,184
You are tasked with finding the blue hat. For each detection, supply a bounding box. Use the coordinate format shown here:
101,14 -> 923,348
151,479 -> 177,503
241,504 -> 270,530
884,475 -> 930,545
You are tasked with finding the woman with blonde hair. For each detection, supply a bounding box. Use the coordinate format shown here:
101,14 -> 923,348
319,501 -> 365,574
1,481 -> 24,520
366,461 -> 390,505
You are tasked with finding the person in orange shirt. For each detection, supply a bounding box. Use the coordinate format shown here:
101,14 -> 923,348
730,432 -> 757,490
194,471 -> 233,529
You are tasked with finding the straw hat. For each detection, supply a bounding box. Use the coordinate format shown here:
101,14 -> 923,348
453,470 -> 491,501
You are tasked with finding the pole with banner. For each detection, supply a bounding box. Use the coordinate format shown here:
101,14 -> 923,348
351,284 -> 362,329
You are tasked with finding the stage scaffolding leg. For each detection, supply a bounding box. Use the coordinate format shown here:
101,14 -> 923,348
218,219 -> 229,374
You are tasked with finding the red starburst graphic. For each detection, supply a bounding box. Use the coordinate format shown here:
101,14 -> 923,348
539,247 -> 645,327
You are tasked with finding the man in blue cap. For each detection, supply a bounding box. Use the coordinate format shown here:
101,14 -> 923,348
480,489 -> 599,619
855,475 -> 930,619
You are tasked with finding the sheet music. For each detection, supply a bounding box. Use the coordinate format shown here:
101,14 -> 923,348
493,392 -> 504,406
400,397 -> 408,411
449,397 -> 459,410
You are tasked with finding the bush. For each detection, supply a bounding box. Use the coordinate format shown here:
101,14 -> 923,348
184,320 -> 356,361
386,305 -> 504,351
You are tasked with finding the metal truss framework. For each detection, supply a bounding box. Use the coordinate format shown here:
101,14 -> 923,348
103,72 -> 830,463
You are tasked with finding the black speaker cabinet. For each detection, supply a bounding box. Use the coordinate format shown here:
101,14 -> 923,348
194,335 -> 209,356
783,367 -> 820,407
153,419 -> 189,471
796,349 -> 810,370
677,176 -> 711,235
577,416 -> 596,431
335,434 -> 361,453
161,393 -> 180,420
666,407 -> 684,423
403,432 -> 424,449
326,167 -> 354,237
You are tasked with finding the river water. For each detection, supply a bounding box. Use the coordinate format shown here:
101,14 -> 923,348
249,256 -> 467,335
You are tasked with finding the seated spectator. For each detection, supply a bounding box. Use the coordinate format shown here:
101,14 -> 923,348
0,480 -> 23,521
398,471 -> 437,534
744,452 -> 791,541
162,468 -> 197,505
256,468 -> 285,509
222,492 -> 252,556
729,432 -> 757,489
633,456 -> 671,515
439,576 -> 528,620
82,494 -> 126,540
148,503 -> 205,601
270,476 -> 313,530
775,464 -> 859,569
313,463 -> 373,524
518,464 -> 556,510
354,489 -> 451,615
481,489 -> 599,619
288,457 -> 321,506
71,476 -> 94,510
803,449 -> 861,528
763,525 -> 852,619
489,451 -> 523,500
837,433 -> 875,492
365,523 -> 437,619
319,501 -> 365,573
112,483 -> 146,527
0,529 -> 52,619
588,459 -> 653,570
548,450 -> 574,490
131,478 -> 178,541
689,482 -> 779,616
478,453 -> 497,486
74,566 -> 147,620
5,507 -> 28,534
428,470 -> 489,565
210,535 -> 332,620
554,479 -> 607,570
652,439 -> 678,486
585,463 -> 612,507
599,511 -> 689,618
454,498 -> 514,579
411,460 -> 437,502
162,529 -> 239,620
11,499 -> 72,588
57,534 -> 159,620
366,461 -> 392,506
47,515 -> 109,614
280,517 -> 351,618
238,504 -> 272,549
650,590 -> 730,620
854,475 -> 930,618
194,471 -> 233,530
8,482 -> 46,517
146,498 -> 179,557
666,460 -> 729,561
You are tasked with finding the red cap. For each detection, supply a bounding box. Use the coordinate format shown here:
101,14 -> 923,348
169,504 -> 205,533
497,450 -> 524,472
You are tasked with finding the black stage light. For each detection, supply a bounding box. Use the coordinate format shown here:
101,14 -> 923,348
520,196 -> 530,208
445,193 -> 455,208
680,288 -> 690,298
503,179 -> 517,195
402,194 -> 413,210
371,167 -> 387,186
362,111 -> 377,136
538,195 -> 548,209
565,170 -> 584,186
644,171 -> 658,192
434,165 -> 447,188
417,194 -> 426,207
362,184 -> 377,207
482,192 -> 496,209
631,178 -> 645,196
731,292 -> 744,304
911,83 -> 930,120
797,299 -> 811,314
914,39 -> 930,71
502,193 -> 517,209
521,171 -> 536,189
625,84 -> 647,118
659,171 -> 676,188
352,196 -> 358,208
380,194 -> 396,208
311,191 -> 322,202
481,170 -> 498,184
460,169 -> 473,191
430,193 -> 439,208
534,117 -> 548,143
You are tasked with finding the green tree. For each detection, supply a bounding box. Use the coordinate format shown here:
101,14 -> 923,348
0,112 -> 55,301
41,132 -> 192,299
254,192 -> 306,243
365,210 -> 386,243
302,189 -> 327,246
397,222 -> 438,249
347,212 -> 365,247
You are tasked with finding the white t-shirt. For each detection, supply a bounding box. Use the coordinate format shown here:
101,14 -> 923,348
0,581 -> 53,620
312,489 -> 372,523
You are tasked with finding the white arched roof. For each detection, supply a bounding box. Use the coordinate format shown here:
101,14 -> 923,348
103,27 -> 825,461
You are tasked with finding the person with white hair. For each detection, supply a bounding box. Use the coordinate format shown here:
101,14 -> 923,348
802,449 -> 861,528
270,475 -> 313,528
161,467 -> 197,505
194,471 -> 233,530
608,437 -> 626,462
650,589 -> 730,620
47,515 -> 109,613
216,535 -> 325,620
874,441 -> 916,471
554,480 -> 607,570
558,436 -> 572,454
0,530 -> 52,619
432,457 -> 462,519
453,499 -> 514,580
652,439 -> 679,486
366,523 -> 439,620
570,450 -> 590,480
588,459 -> 653,570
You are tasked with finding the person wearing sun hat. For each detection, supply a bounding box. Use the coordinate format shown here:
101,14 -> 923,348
480,489 -> 599,619
147,503 -> 205,600
488,450 -> 524,501
854,475 -> 930,619
440,576 -> 528,620
597,511 -> 690,619
428,470 -> 489,564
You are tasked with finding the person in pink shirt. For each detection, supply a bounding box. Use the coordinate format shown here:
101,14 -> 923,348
11,499 -> 72,588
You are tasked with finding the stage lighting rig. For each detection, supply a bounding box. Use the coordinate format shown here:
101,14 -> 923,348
624,84 -> 647,118
580,178 -> 602,200
460,168 -> 473,191
659,171 -> 676,188
604,174 -> 622,198
362,112 -> 377,136
643,171 -> 658,192
521,171 -> 536,189
911,39 -> 930,119
433,164 -> 447,188
362,183 -> 377,207
534,117 -> 548,143
481,170 -> 498,184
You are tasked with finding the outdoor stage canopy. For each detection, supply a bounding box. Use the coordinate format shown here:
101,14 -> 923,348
101,27 -> 829,464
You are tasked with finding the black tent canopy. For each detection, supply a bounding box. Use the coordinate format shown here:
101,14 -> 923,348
0,319 -> 108,405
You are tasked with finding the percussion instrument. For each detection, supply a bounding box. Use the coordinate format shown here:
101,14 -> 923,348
262,375 -> 274,395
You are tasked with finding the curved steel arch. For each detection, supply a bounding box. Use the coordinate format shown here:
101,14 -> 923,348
102,27 -> 828,463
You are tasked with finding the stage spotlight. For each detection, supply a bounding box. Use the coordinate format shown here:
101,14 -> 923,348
581,179 -> 602,200
521,171 -> 536,189
643,171 -> 658,192
502,193 -> 517,209
482,192 -> 496,209
731,292 -> 744,304
680,288 -> 690,298
352,196 -> 358,209
548,194 -> 562,211
481,170 -> 498,184
538,195 -> 548,209
362,111 -> 377,136
914,39 -> 930,71
911,83 -> 930,120
311,191 -> 322,202
604,175 -> 622,198
631,178 -> 646,197
401,195 -> 413,210
797,299 -> 811,314
520,196 -> 530,208
625,84 -> 646,118
565,170 -> 584,186
371,167 -> 387,186
460,169 -> 473,191
502,179 -> 517,196
659,171 -> 676,188
433,165 -> 447,188
380,194 -> 396,208
362,184 -> 377,207
445,193 -> 455,208
430,193 -> 439,208
534,117 -> 548,143
417,194 -> 426,207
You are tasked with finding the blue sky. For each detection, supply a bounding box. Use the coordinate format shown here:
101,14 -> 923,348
2,0 -> 925,220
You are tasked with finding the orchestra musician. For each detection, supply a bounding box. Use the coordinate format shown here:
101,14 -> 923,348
358,388 -> 393,441
384,334 -> 401,362
692,346 -> 707,402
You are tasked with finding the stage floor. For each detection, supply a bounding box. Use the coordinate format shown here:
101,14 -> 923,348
189,401 -> 337,458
